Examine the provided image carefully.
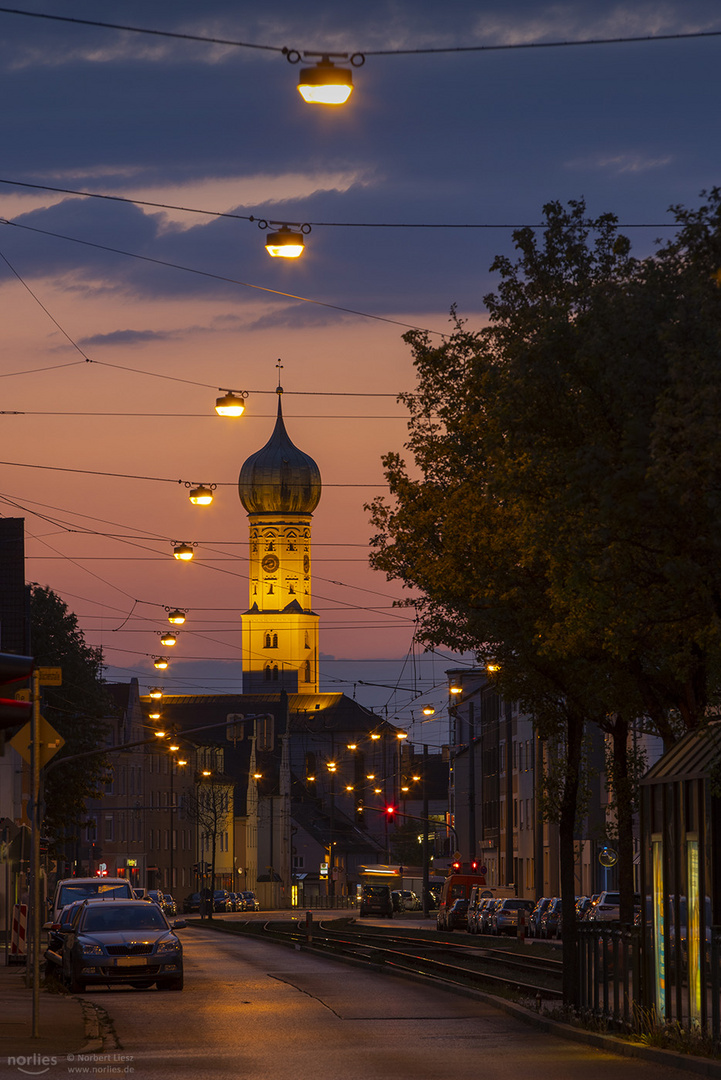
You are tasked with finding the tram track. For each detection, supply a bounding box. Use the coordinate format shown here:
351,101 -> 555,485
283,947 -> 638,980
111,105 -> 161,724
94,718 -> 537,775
192,916 -> 564,1003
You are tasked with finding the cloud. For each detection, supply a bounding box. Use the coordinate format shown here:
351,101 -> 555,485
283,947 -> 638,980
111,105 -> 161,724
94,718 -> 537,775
566,152 -> 673,174
78,328 -> 178,346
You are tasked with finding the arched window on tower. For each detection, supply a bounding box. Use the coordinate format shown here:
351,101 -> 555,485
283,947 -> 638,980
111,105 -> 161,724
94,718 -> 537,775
272,665 -> 279,682
264,665 -> 272,682
304,632 -> 310,649
264,633 -> 271,649
272,633 -> 278,648
304,660 -> 311,683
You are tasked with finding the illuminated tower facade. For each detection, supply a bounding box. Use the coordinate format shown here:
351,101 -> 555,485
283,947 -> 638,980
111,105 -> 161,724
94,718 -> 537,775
239,388 -> 321,693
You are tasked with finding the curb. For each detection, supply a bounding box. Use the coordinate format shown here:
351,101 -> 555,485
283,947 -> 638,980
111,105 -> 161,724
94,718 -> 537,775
189,919 -> 721,1078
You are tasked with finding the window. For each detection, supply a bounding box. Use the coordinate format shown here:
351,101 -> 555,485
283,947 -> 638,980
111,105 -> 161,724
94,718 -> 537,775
264,633 -> 271,648
104,814 -> 114,842
272,665 -> 278,681
304,659 -> 311,682
264,665 -> 272,681
293,855 -> 305,869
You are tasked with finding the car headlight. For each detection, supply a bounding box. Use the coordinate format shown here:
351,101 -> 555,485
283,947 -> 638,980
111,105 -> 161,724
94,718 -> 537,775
81,944 -> 104,956
156,938 -> 180,954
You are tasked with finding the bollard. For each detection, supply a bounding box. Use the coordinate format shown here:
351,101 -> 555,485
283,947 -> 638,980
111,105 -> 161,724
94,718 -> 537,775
305,910 -> 313,944
518,910 -> 527,944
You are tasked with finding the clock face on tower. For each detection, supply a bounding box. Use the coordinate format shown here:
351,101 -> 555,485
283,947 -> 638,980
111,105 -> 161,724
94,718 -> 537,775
261,554 -> 280,573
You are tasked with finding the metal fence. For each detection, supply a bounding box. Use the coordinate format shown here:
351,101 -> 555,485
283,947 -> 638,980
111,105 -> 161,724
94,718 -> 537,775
577,923 -> 641,1030
299,895 -> 358,910
578,921 -> 721,1045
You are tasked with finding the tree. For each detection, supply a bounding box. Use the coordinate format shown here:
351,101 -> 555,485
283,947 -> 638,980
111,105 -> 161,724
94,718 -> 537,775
30,585 -> 112,845
183,770 -> 232,918
367,193 -> 721,1004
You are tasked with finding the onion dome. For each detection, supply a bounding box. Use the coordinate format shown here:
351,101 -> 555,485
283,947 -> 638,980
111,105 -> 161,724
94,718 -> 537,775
238,389 -> 321,514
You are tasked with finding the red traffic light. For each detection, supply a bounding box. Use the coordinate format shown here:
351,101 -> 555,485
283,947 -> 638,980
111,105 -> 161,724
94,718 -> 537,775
385,805 -> 396,819
452,860 -> 461,872
471,860 -> 478,871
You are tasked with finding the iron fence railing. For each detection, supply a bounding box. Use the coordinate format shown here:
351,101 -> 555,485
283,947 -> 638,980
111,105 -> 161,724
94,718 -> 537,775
577,922 -> 641,1030
299,895 -> 358,910
578,921 -> 721,1045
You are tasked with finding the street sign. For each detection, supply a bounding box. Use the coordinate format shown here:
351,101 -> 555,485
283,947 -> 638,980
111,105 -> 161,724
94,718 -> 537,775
598,846 -> 618,867
9,716 -> 65,768
38,667 -> 62,686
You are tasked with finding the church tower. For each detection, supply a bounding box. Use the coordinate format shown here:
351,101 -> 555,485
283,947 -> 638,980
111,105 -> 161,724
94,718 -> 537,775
238,387 -> 321,693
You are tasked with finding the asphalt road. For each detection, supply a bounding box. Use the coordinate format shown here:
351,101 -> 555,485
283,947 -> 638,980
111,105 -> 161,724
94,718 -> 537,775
71,923 -> 693,1080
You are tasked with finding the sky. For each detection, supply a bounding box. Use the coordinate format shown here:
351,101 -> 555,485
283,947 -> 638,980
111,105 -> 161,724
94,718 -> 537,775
1,1 -> 719,747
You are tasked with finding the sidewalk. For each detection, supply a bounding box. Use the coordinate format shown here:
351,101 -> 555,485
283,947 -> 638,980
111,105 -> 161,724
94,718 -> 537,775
0,959 -> 94,1063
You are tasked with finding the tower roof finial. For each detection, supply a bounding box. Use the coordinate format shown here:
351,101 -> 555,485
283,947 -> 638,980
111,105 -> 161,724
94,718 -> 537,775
276,358 -> 283,396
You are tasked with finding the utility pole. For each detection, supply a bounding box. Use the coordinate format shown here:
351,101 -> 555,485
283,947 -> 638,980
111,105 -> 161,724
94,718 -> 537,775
422,744 -> 430,918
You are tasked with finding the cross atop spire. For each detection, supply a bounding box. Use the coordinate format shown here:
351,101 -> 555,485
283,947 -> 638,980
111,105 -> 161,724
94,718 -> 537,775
276,358 -> 283,394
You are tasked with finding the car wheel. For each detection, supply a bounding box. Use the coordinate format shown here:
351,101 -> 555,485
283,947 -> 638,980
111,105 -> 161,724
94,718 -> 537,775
157,974 -> 184,991
130,981 -> 152,989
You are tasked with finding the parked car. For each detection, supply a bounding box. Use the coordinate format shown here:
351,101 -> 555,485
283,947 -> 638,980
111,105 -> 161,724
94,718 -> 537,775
528,897 -> 552,938
391,890 -> 404,912
466,891 -> 486,934
44,900 -> 85,974
145,889 -> 168,911
359,884 -> 393,918
490,898 -> 536,936
397,890 -> 422,910
163,894 -> 178,917
182,892 -> 201,914
445,897 -> 470,932
46,876 -> 134,929
575,896 -> 593,921
481,899 -> 502,934
227,892 -> 244,912
61,898 -> 185,992
539,897 -> 563,938
212,890 -> 233,912
241,891 -> 260,912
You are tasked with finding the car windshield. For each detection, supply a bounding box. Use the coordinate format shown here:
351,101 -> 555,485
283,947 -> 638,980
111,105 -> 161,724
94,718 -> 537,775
58,883 -> 132,908
504,899 -> 532,910
82,905 -> 168,932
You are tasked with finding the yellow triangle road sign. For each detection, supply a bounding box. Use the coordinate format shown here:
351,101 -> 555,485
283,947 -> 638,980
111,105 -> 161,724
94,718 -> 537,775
9,716 -> 65,768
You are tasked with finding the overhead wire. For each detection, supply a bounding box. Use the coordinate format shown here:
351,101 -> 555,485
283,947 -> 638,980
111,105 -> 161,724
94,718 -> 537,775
0,177 -> 679,230
0,216 -> 446,336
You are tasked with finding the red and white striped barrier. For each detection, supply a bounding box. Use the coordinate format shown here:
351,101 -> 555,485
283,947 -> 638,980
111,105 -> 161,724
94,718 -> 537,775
10,903 -> 28,956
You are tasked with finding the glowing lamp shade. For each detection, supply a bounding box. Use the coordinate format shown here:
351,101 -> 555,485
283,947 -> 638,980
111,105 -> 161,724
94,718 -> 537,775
148,710 -> 161,721
422,706 -> 435,716
449,684 -> 462,695
149,687 -> 163,699
177,758 -> 187,766
189,484 -> 213,506
153,657 -> 169,670
265,226 -> 305,258
169,743 -> 180,752
173,543 -> 194,561
167,609 -> 186,625
160,632 -> 177,647
215,392 -> 245,417
298,60 -> 353,104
